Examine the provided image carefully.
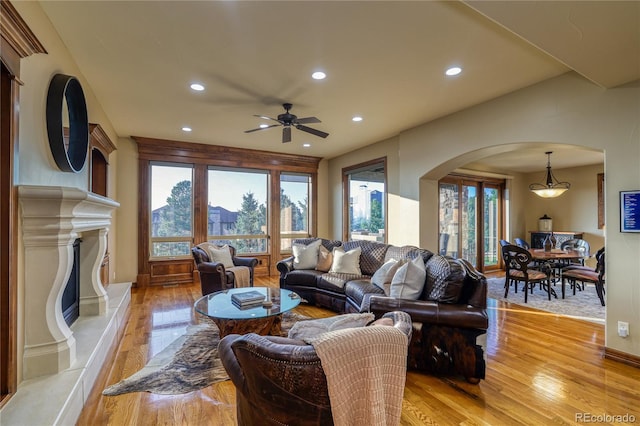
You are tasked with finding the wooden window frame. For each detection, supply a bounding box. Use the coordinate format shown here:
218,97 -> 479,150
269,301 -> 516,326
134,137 -> 321,285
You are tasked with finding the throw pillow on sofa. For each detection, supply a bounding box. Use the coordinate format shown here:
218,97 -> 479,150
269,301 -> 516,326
389,255 -> 426,299
316,245 -> 333,272
200,243 -> 234,268
371,258 -> 405,296
287,312 -> 375,340
293,239 -> 322,269
425,254 -> 466,303
329,246 -> 362,275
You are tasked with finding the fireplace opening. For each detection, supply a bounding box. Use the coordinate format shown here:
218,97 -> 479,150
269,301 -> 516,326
62,238 -> 81,326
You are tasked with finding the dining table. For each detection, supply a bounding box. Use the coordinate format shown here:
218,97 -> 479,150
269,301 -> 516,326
528,248 -> 590,298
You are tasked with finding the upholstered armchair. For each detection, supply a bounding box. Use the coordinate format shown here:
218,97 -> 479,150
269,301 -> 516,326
191,244 -> 258,295
218,311 -> 412,426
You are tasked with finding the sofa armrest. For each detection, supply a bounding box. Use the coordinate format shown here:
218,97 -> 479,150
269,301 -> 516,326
276,256 -> 294,276
369,296 -> 488,330
196,261 -> 226,274
233,256 -> 259,268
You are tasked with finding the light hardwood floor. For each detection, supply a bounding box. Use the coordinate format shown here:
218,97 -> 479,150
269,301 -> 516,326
78,276 -> 640,425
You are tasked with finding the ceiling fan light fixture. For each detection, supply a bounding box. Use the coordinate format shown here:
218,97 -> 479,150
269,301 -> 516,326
529,151 -> 571,198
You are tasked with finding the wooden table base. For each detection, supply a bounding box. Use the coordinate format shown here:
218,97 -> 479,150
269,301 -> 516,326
212,314 -> 282,338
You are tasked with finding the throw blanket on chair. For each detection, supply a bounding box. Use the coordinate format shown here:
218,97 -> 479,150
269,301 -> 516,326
308,326 -> 408,426
228,266 -> 250,288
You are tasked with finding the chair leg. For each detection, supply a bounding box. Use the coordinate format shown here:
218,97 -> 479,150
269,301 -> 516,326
595,281 -> 605,306
504,280 -> 510,298
523,281 -> 528,303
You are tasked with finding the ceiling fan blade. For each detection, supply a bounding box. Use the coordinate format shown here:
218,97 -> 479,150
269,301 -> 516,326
295,116 -> 321,124
253,114 -> 281,124
282,126 -> 292,143
244,124 -> 280,133
296,124 -> 329,139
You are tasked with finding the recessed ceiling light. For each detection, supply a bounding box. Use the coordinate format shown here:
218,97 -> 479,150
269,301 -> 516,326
445,67 -> 462,76
190,83 -> 205,91
312,71 -> 326,80
352,116 -> 363,122
303,143 -> 311,148
259,124 -> 269,129
182,127 -> 192,132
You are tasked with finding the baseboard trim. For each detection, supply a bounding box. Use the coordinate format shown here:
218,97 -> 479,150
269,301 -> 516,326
604,347 -> 640,369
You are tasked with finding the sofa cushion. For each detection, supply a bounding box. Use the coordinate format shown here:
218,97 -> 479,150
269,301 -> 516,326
318,272 -> 364,293
330,247 -> 362,275
284,269 -> 324,288
371,259 -> 405,296
384,246 -> 433,264
315,245 -> 333,272
343,240 -> 389,275
345,280 -> 385,310
424,254 -> 466,303
293,239 -> 321,269
389,255 -> 427,300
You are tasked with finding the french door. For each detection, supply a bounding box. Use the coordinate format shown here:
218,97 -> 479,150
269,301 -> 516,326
438,175 -> 504,272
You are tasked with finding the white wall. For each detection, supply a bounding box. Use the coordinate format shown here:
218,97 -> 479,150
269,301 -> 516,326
329,73 -> 640,358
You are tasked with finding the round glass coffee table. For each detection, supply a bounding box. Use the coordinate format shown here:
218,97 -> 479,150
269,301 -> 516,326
194,287 -> 301,337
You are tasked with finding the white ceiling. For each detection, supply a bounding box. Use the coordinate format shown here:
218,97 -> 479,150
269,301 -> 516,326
38,1 -> 638,171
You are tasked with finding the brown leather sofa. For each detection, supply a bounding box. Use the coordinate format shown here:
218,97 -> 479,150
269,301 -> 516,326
218,311 -> 412,426
191,245 -> 258,295
276,239 -> 488,383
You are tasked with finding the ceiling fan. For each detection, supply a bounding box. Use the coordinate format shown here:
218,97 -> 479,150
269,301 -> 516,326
244,103 -> 329,143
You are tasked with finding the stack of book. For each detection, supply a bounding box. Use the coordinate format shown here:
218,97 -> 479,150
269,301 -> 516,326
231,290 -> 265,309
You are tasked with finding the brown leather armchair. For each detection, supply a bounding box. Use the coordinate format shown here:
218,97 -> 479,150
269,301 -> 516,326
218,311 -> 412,426
191,245 -> 258,295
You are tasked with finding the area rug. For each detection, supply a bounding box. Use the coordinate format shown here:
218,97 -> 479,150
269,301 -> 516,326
487,277 -> 605,323
103,311 -> 312,396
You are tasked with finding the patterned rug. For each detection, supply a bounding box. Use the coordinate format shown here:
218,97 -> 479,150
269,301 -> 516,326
103,311 -> 312,396
487,277 -> 605,323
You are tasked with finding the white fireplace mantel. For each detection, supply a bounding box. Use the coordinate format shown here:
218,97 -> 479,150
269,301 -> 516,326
18,185 -> 120,379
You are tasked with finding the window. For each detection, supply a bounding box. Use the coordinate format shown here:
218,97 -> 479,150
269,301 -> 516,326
343,159 -> 386,242
280,173 -> 312,251
150,163 -> 193,258
439,174 -> 504,272
207,167 -> 268,254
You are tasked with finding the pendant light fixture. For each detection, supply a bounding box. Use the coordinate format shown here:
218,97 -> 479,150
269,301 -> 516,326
529,151 -> 570,198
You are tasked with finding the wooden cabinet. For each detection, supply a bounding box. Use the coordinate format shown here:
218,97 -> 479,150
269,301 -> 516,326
530,231 -> 583,249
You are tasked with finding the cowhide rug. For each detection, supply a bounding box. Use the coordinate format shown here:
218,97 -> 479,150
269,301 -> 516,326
103,311 -> 311,396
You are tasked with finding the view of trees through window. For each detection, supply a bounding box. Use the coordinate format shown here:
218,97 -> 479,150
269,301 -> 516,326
281,173 -> 311,251
150,164 -> 313,258
151,164 -> 193,257
208,168 -> 268,253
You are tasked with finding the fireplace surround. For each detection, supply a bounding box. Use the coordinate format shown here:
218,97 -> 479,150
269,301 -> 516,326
18,185 -> 120,378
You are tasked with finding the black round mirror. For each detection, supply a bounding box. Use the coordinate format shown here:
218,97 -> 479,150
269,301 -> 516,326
46,73 -> 89,173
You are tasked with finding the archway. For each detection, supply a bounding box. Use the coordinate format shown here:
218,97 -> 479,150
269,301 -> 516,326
418,142 -> 604,269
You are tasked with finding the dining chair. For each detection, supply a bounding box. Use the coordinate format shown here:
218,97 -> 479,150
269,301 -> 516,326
548,238 -> 591,278
561,249 -> 605,306
501,244 -> 552,302
514,238 -> 530,249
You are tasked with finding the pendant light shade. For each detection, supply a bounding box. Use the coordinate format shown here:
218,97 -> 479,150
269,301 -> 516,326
529,151 -> 570,198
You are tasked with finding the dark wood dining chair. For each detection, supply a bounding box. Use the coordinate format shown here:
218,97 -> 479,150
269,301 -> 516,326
501,244 -> 553,302
561,248 -> 605,306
